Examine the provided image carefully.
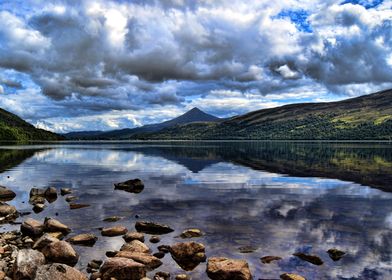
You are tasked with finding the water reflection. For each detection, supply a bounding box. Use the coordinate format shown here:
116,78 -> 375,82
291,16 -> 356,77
0,142 -> 391,279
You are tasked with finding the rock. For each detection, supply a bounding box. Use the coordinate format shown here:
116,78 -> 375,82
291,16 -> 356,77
327,248 -> 346,261
100,257 -> 146,280
176,274 -> 190,280
150,236 -> 160,243
157,245 -> 170,253
169,242 -> 206,271
154,271 -> 170,280
60,188 -> 72,196
260,256 -> 282,264
103,216 -> 122,222
21,218 -> 44,237
44,218 -> 71,234
89,271 -> 101,280
65,196 -> 77,202
280,273 -> 306,280
135,221 -> 174,235
0,186 -> 16,201
45,187 -> 58,201
69,203 -> 90,210
88,260 -> 103,269
67,234 -> 97,246
105,251 -> 118,257
180,229 -> 203,239
29,188 -> 45,197
33,203 -> 46,213
0,271 -> 5,280
0,203 -> 17,217
206,257 -> 252,280
293,253 -> 323,265
114,179 -> 144,193
153,251 -> 165,259
47,232 -> 64,239
13,249 -> 45,279
120,240 -> 150,253
33,234 -> 59,250
101,226 -> 128,237
123,231 -> 145,242
42,241 -> 79,266
35,263 -> 87,280
29,196 -> 46,205
115,251 -> 162,270
238,246 -> 257,253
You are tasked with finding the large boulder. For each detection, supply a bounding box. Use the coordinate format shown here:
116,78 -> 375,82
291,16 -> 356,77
21,218 -> 44,237
35,263 -> 87,280
44,218 -> 71,234
120,240 -> 150,253
100,257 -> 146,280
206,257 -> 252,280
135,221 -> 174,235
42,241 -> 79,266
169,242 -> 206,271
0,186 -> 16,201
101,225 -> 128,237
13,249 -> 46,280
33,234 -> 59,250
115,251 -> 162,270
67,233 -> 97,246
114,179 -> 144,193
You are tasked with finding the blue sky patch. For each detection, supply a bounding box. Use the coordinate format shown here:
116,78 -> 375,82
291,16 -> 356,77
276,9 -> 313,33
341,0 -> 384,9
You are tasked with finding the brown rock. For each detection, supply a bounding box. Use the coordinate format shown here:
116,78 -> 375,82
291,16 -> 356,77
33,234 -> 59,250
65,195 -> 78,202
47,232 -> 64,239
60,188 -> 72,196
180,229 -> 203,239
21,218 -> 44,237
100,257 -> 146,280
114,179 -> 144,193
42,241 -> 79,266
45,187 -> 58,198
35,263 -> 87,280
103,216 -> 122,222
0,203 -> 17,217
260,256 -> 282,264
123,231 -> 145,242
135,221 -> 174,235
280,273 -> 306,280
30,188 -> 45,197
44,218 -> 71,234
293,253 -> 323,265
68,234 -> 97,246
33,203 -> 46,213
120,240 -> 150,253
13,249 -> 46,280
206,257 -> 252,280
176,274 -> 190,280
69,203 -> 90,210
327,248 -> 346,261
170,242 -> 206,271
150,236 -> 160,243
154,271 -> 170,280
115,251 -> 162,270
0,186 -> 16,201
101,226 -> 128,237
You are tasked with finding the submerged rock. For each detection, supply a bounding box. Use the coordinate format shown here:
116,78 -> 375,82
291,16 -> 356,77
280,273 -> 306,280
123,231 -> 145,242
327,248 -> 346,261
260,256 -> 282,264
69,203 -> 90,210
169,242 -> 206,271
238,246 -> 257,253
135,221 -> 174,235
35,263 -> 87,280
206,257 -> 252,280
13,249 -> 46,280
150,236 -> 160,243
30,188 -> 45,197
42,241 -> 79,266
44,218 -> 71,234
0,186 -> 16,201
32,203 -> 46,213
293,253 -> 323,265
60,188 -> 72,196
101,226 -> 128,237
114,179 -> 144,193
103,216 -> 122,222
67,234 -> 97,246
21,218 -> 44,237
100,257 -> 146,280
65,195 -> 78,202
115,251 -> 162,270
120,240 -> 150,253
45,187 -> 58,202
180,229 -> 203,239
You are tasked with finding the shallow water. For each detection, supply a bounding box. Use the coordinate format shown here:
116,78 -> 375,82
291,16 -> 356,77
0,141 -> 392,279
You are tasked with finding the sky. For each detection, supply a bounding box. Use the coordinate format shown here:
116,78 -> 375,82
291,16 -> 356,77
0,0 -> 391,133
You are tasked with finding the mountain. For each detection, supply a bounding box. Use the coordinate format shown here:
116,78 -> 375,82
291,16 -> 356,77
0,108 -> 62,141
140,89 -> 392,140
64,107 -> 221,139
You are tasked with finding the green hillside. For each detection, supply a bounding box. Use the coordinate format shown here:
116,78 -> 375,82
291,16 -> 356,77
0,108 -> 62,141
137,89 -> 392,140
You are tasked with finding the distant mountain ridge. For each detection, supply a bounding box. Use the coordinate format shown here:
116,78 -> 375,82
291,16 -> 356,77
0,108 -> 62,141
64,107 -> 221,139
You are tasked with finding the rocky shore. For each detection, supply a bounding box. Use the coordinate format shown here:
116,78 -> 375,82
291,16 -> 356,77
0,181 -> 345,280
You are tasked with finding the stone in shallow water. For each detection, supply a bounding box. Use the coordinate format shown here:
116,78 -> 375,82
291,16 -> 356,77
0,186 -> 16,201
260,256 -> 282,264
65,195 -> 77,202
150,236 -> 160,243
44,218 -> 71,234
280,273 -> 306,280
179,228 -> 203,239
206,257 -> 252,280
103,216 -> 122,222
123,231 -> 145,242
135,221 -> 174,235
67,233 -> 97,246
29,188 -> 45,197
115,251 -> 162,270
238,246 -> 257,253
13,249 -> 46,280
293,253 -> 323,265
327,248 -> 346,261
120,240 -> 150,253
0,203 -> 17,217
21,218 -> 44,237
35,263 -> 87,280
101,226 -> 128,237
100,257 -> 146,280
42,241 -> 79,266
33,234 -> 59,250
169,242 -> 206,271
114,178 -> 144,193
69,203 -> 90,210
33,203 -> 46,213
60,188 -> 72,196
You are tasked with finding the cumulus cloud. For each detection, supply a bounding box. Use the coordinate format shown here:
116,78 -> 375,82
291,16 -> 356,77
0,0 -> 391,132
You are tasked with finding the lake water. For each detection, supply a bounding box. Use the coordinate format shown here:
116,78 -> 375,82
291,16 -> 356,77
0,141 -> 392,279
